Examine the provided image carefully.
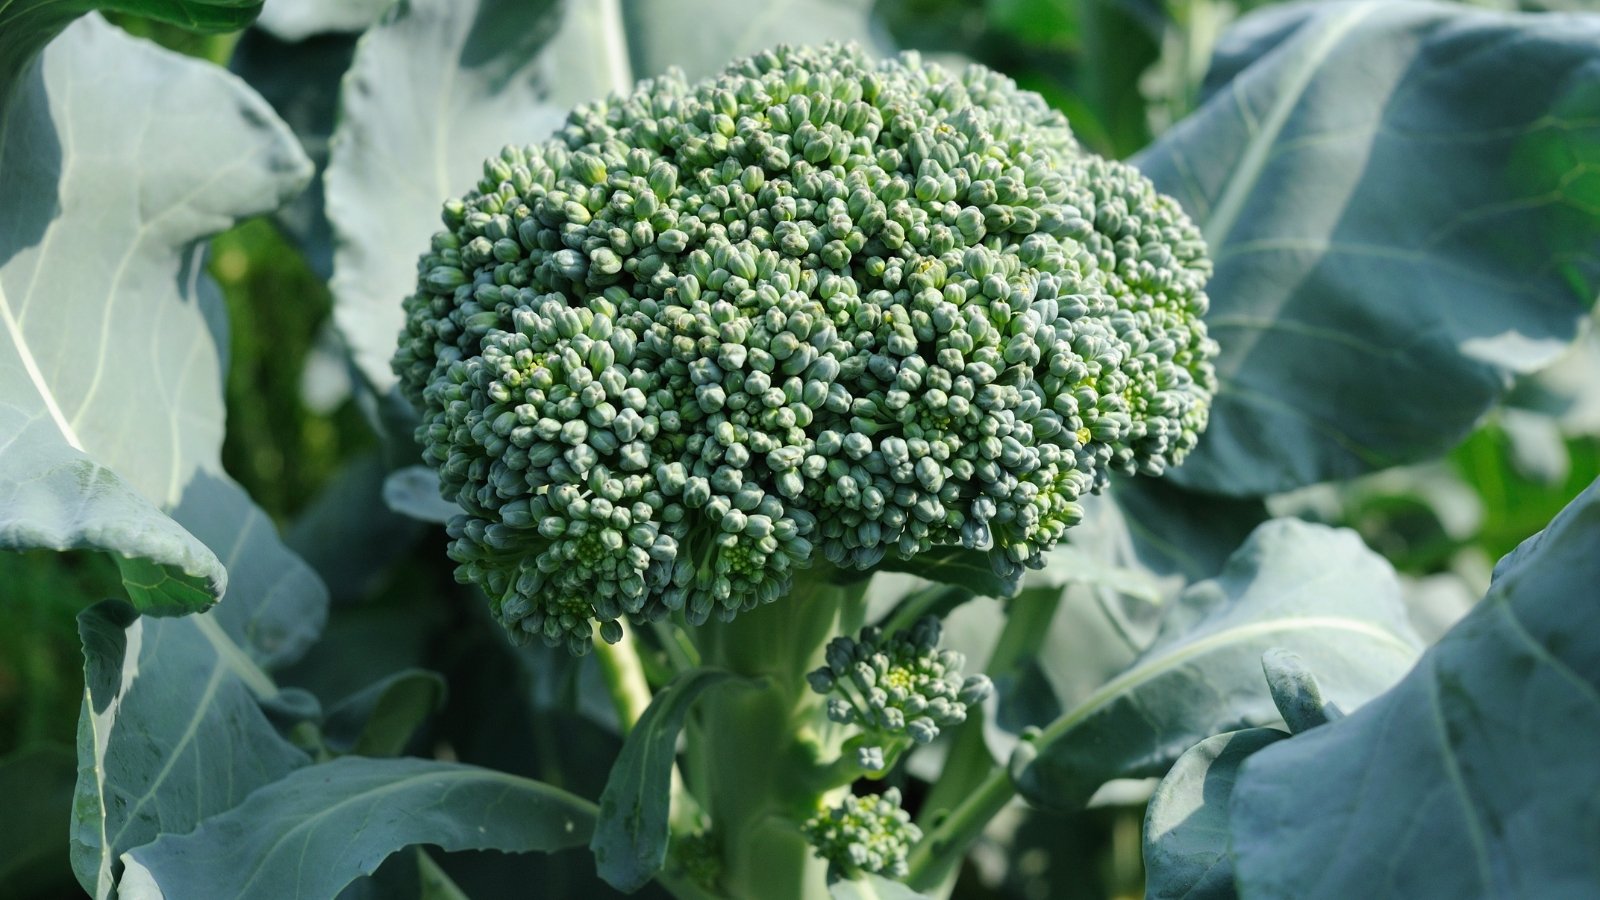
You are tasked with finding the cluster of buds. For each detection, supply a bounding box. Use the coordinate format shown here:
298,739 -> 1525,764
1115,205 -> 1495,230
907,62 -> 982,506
801,787 -> 922,879
394,43 -> 1215,652
808,616 -> 993,771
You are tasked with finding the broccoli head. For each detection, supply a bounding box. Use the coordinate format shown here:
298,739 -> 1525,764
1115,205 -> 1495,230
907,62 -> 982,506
392,44 -> 1216,654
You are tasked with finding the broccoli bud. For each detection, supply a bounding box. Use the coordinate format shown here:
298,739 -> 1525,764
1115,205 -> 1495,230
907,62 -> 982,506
808,615 -> 992,771
393,43 -> 1216,653
801,787 -> 922,880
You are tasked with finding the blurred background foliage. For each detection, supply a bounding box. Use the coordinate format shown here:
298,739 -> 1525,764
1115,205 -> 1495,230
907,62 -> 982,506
4,1 -> 1599,898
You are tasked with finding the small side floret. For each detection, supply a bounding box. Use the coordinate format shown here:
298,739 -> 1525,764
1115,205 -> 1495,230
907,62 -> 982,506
801,787 -> 922,879
808,615 -> 992,771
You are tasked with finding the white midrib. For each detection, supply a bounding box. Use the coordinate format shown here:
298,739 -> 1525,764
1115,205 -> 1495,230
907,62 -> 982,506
0,278 -> 85,451
1201,1 -> 1376,249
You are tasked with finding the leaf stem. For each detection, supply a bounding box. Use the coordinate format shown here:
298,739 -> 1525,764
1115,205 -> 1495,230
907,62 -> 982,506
594,620 -> 653,733
906,589 -> 1061,890
904,764 -> 1016,892
416,848 -> 471,900
882,584 -> 971,635
652,619 -> 701,675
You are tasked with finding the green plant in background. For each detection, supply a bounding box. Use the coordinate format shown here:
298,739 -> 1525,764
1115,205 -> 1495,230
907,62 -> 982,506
2,1 -> 1599,899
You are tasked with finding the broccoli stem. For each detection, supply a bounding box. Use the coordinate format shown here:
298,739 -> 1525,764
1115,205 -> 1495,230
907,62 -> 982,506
905,590 -> 1062,892
904,764 -> 1015,892
593,620 -> 653,733
685,566 -> 869,900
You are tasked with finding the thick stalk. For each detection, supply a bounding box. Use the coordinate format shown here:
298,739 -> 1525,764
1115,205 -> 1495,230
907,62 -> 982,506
687,566 -> 868,900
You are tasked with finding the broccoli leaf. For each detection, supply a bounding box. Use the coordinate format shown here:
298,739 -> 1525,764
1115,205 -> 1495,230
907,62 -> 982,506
1142,727 -> 1287,900
117,756 -> 597,900
617,0 -> 884,84
1009,519 -> 1421,810
592,667 -> 745,893
1136,1 -> 1600,494
70,601 -> 315,899
1228,476 -> 1600,899
254,0 -> 392,42
71,478 -> 329,899
0,0 -> 262,101
320,668 -> 446,757
381,464 -> 458,524
0,16 -> 314,615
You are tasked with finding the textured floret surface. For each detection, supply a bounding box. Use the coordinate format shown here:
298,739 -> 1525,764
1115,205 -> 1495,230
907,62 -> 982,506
808,615 -> 993,770
393,44 -> 1216,653
802,787 -> 922,879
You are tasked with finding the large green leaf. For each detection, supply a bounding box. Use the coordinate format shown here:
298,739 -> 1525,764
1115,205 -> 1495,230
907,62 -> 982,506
1141,727 -> 1287,900
0,15 -> 313,614
0,0 -> 261,98
617,0 -> 883,83
117,756 -> 597,900
255,0 -> 392,41
1108,476 -> 1267,584
1010,519 -> 1422,809
1229,477 -> 1600,898
70,484 -> 329,897
320,668 -> 446,757
1141,650 -> 1345,900
326,0 -> 886,402
592,668 -> 742,893
1136,1 -> 1600,494
71,601 -> 314,900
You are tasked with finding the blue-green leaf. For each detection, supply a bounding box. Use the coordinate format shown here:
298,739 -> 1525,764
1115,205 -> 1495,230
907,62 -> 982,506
382,465 -> 458,524
255,0 -> 393,41
322,668 -> 447,757
229,28 -> 362,280
1011,519 -> 1422,809
71,601 -> 314,899
118,756 -> 597,900
1259,647 -> 1341,734
1138,1 -> 1600,494
71,476 -> 329,898
1143,727 -> 1287,900
0,16 -> 313,615
592,668 -> 742,893
1229,477 -> 1600,899
0,0 -> 263,98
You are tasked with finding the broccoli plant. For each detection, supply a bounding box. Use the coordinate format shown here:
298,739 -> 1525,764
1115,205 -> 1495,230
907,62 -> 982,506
3,1 -> 1600,900
383,42 -> 1215,894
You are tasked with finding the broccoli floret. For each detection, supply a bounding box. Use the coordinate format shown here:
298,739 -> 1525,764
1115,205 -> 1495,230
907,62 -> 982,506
801,787 -> 922,879
808,615 -> 991,772
393,44 -> 1216,653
